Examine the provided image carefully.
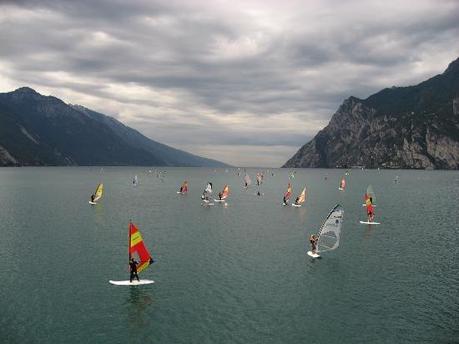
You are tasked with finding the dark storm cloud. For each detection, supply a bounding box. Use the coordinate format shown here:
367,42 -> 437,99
1,0 -> 458,166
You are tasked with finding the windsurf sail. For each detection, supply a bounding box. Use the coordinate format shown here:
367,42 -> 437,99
220,184 -> 230,200
202,182 -> 212,200
133,175 -> 138,185
316,204 -> 344,253
244,174 -> 251,187
295,187 -> 306,205
256,173 -> 263,186
129,222 -> 154,274
339,177 -> 346,190
179,181 -> 188,193
284,183 -> 292,202
364,185 -> 376,206
93,183 -> 103,202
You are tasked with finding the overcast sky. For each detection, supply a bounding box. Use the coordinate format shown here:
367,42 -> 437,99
1,0 -> 458,166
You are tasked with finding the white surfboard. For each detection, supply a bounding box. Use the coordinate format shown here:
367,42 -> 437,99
307,251 -> 320,258
214,199 -> 226,203
291,204 -> 302,208
362,204 -> 376,207
109,279 -> 155,286
359,221 -> 380,225
338,187 -> 344,191
89,201 -> 97,205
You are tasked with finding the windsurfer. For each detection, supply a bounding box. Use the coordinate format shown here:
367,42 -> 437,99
129,257 -> 140,282
218,192 -> 223,200
309,234 -> 318,253
367,203 -> 375,222
90,194 -> 95,202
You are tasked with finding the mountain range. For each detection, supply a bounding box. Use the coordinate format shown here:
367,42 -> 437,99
0,87 -> 226,167
283,57 -> 459,169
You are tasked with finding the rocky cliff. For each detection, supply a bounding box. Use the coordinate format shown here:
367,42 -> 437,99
283,57 -> 459,169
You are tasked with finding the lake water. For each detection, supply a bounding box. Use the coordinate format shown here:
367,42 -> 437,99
0,167 -> 457,343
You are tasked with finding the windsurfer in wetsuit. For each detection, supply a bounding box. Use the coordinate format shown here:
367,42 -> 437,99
90,194 -> 95,202
129,257 -> 140,282
218,191 -> 223,200
309,234 -> 318,253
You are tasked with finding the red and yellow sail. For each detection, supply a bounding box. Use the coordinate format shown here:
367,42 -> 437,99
129,222 -> 154,274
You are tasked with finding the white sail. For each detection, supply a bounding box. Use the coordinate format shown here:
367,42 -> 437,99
244,174 -> 251,187
205,182 -> 212,194
316,204 -> 344,253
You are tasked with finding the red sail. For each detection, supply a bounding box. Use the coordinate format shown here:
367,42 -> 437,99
129,222 -> 154,274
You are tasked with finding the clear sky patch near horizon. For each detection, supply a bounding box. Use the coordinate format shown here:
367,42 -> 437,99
1,0 -> 458,167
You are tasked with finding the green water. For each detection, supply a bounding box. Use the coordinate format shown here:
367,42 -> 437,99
0,167 -> 457,343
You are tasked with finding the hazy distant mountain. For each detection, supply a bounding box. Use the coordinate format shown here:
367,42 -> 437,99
0,87 -> 227,167
283,57 -> 459,169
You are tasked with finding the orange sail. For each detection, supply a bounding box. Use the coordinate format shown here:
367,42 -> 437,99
220,185 -> 230,199
295,187 -> 307,204
129,222 -> 154,274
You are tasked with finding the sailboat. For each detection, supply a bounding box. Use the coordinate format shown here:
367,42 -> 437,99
244,174 -> 252,188
201,182 -> 213,205
338,177 -> 346,191
215,184 -> 230,203
109,222 -> 155,285
282,182 -> 292,206
89,183 -> 103,205
177,180 -> 188,194
292,187 -> 306,207
362,185 -> 376,207
307,204 -> 344,258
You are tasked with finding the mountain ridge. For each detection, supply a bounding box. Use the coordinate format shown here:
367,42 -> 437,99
283,57 -> 459,169
0,87 -> 227,167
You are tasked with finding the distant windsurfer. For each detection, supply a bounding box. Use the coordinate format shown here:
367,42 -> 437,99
218,191 -> 223,200
309,234 -> 318,254
366,202 -> 375,222
90,194 -> 95,203
129,257 -> 140,283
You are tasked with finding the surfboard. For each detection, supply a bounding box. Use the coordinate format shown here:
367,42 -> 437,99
359,221 -> 380,225
109,279 -> 155,286
214,199 -> 226,203
338,187 -> 344,191
89,201 -> 97,205
362,204 -> 376,207
307,251 -> 320,258
291,204 -> 302,208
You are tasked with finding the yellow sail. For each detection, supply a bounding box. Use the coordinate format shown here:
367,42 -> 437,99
93,183 -> 103,202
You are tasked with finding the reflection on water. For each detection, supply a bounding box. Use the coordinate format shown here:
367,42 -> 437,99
126,287 -> 154,328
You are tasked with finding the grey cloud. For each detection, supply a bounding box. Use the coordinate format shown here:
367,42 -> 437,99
1,0 -> 458,166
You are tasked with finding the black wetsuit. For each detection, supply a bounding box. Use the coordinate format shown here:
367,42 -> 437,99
129,259 -> 140,282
